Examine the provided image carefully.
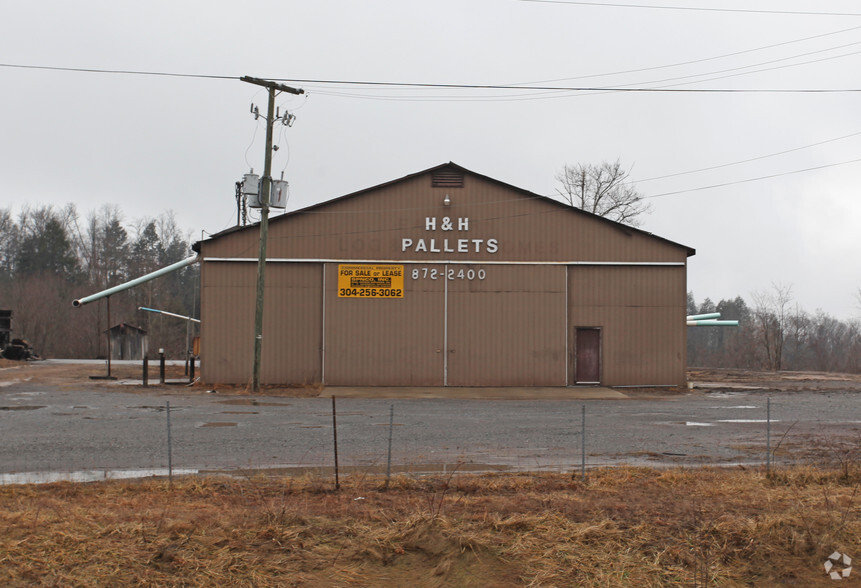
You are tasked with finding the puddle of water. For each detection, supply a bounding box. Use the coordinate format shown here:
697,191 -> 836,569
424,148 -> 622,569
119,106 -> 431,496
686,422 -> 715,427
1,468 -> 198,485
0,378 -> 33,388
0,405 -> 45,411
217,399 -> 291,407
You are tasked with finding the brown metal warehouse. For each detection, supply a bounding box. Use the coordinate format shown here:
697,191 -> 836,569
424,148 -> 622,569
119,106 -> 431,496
193,163 -> 695,387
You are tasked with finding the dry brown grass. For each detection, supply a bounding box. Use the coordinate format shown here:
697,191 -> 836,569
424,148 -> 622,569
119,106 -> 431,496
1,466 -> 860,586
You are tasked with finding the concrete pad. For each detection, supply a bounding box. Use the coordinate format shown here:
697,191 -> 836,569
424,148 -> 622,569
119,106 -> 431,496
318,386 -> 627,400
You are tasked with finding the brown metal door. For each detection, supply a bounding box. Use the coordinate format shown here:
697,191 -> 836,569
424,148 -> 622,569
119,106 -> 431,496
575,328 -> 601,384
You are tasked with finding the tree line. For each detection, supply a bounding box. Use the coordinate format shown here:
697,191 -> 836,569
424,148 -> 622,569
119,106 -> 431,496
0,205 -> 198,359
4,201 -> 859,374
688,285 -> 861,374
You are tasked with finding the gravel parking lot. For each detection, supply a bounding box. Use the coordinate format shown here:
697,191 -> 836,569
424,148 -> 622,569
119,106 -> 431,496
2,362 -> 860,482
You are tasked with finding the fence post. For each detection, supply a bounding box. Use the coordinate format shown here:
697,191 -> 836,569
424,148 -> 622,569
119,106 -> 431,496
189,355 -> 195,383
332,397 -> 340,491
385,404 -> 394,490
581,404 -> 586,482
159,348 -> 166,384
142,356 -> 149,387
766,397 -> 771,475
166,400 -> 173,484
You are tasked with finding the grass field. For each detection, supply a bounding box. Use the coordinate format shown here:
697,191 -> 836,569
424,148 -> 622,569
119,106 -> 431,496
1,466 -> 859,586
2,362 -> 861,585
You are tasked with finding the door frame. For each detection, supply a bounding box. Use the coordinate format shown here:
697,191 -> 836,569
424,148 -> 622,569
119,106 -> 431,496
570,326 -> 602,385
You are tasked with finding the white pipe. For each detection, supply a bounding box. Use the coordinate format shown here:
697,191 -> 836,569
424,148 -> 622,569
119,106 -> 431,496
72,255 -> 199,307
687,320 -> 739,326
138,306 -> 201,324
686,312 -> 721,321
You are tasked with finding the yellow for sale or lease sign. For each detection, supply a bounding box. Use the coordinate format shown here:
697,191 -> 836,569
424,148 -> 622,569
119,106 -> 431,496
338,265 -> 404,298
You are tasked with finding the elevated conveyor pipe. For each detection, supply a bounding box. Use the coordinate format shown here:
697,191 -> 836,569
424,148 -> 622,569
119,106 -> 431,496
72,255 -> 199,307
138,307 -> 201,324
686,313 -> 722,321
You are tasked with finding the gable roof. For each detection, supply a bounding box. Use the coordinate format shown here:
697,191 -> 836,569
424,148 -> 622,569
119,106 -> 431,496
194,162 -> 694,257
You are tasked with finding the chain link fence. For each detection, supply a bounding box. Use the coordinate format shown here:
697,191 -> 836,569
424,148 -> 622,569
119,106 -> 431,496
1,386 -> 860,484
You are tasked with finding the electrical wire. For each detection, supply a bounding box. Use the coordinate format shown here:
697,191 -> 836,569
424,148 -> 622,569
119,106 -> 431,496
243,119 -> 262,171
642,157 -> 861,200
507,24 -> 861,86
0,62 -> 235,79
633,129 -> 861,183
294,39 -> 861,101
518,0 -> 861,17
2,62 -> 860,94
619,43 -> 861,89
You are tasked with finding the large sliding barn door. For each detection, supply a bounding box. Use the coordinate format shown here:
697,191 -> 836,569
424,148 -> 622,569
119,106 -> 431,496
445,264 -> 566,387
323,263 -> 445,386
324,263 -> 567,386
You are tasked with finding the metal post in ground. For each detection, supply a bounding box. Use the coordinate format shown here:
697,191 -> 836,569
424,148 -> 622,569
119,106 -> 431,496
385,404 -> 394,490
332,397 -> 340,491
159,349 -> 165,384
766,397 -> 771,475
166,400 -> 173,483
142,356 -> 149,387
581,404 -> 586,482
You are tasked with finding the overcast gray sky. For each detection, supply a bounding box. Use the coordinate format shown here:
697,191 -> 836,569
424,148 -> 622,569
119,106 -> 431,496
2,0 -> 860,318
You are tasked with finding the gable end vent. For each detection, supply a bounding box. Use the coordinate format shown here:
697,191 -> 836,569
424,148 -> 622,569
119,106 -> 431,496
432,168 -> 464,188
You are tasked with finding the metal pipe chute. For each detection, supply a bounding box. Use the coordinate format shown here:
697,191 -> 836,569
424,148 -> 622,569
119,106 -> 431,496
686,320 -> 740,327
138,306 -> 201,324
72,254 -> 199,307
686,312 -> 721,321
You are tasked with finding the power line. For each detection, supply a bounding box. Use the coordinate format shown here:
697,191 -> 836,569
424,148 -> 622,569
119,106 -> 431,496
508,24 -> 861,86
303,45 -> 861,102
2,63 -> 860,94
643,157 -> 861,200
519,0 -> 861,17
272,77 -> 861,93
0,62 -> 234,80
634,130 -> 861,183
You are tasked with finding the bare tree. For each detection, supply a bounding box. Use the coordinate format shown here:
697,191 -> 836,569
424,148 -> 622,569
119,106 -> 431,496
555,160 -> 651,226
751,283 -> 793,371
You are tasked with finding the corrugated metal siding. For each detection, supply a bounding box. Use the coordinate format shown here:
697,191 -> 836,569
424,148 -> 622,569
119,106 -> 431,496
198,166 -> 692,387
568,266 -> 686,386
200,262 -> 322,385
447,265 -> 566,386
200,261 -> 256,384
203,172 -> 688,264
323,263 -> 445,386
260,263 -> 323,385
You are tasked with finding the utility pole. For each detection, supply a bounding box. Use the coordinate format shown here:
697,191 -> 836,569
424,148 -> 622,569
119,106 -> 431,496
240,76 -> 304,393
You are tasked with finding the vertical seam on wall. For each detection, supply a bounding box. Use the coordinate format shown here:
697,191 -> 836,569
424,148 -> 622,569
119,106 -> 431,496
321,263 -> 326,385
565,265 -> 569,386
444,264 -> 448,387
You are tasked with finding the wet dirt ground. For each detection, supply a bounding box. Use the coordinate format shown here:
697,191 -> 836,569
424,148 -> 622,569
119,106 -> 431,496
2,361 -> 860,482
